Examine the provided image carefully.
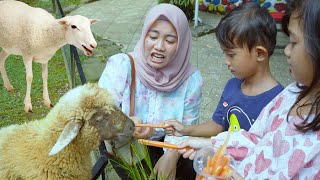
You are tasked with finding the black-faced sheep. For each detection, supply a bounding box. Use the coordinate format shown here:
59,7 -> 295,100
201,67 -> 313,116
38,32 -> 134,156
0,0 -> 97,112
0,83 -> 135,179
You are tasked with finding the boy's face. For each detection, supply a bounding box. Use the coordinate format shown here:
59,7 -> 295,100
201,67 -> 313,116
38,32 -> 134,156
221,45 -> 259,80
284,15 -> 312,86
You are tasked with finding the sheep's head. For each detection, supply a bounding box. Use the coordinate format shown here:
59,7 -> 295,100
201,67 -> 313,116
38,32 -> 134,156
58,15 -> 97,56
48,83 -> 135,156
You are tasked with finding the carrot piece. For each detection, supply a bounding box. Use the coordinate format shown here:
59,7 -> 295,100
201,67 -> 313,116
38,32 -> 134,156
137,139 -> 190,150
204,166 -> 210,174
213,165 -> 224,176
211,126 -> 232,171
207,156 -> 232,177
198,126 -> 233,178
207,156 -> 212,168
135,123 -> 169,128
221,156 -> 230,167
219,165 -> 233,177
138,139 -> 177,149
215,156 -> 230,170
211,148 -> 220,170
210,156 -> 215,169
208,166 -> 214,175
196,175 -> 203,180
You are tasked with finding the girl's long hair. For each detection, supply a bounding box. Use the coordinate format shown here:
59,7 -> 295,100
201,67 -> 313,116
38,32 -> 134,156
282,0 -> 320,132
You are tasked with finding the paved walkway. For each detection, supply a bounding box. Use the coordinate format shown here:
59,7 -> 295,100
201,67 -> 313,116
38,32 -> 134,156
70,0 -> 292,178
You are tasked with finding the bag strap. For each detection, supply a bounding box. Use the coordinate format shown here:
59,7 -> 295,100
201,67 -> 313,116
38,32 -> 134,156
91,143 -> 108,180
127,53 -> 136,166
127,53 -> 135,117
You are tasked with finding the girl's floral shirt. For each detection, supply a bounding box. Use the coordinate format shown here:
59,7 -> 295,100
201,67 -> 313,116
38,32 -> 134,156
211,83 -> 320,179
99,53 -> 203,144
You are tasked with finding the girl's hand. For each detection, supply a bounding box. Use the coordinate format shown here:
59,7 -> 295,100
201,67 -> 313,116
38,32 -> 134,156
162,119 -> 186,136
178,148 -> 197,160
177,137 -> 212,160
130,116 -> 155,139
153,150 -> 179,180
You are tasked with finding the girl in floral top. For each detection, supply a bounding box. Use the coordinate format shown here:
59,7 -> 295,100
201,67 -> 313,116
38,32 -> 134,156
177,0 -> 320,179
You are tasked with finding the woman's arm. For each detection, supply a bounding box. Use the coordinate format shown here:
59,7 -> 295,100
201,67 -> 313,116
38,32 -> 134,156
98,53 -> 131,107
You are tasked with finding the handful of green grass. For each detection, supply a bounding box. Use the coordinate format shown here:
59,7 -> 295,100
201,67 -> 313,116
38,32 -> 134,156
111,142 -> 169,180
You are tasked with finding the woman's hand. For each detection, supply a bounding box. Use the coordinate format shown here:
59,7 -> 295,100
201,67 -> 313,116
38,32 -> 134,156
177,137 -> 212,160
130,116 -> 154,139
162,119 -> 187,136
153,150 -> 180,180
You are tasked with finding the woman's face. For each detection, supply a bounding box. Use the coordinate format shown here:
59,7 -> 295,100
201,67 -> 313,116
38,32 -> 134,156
284,15 -> 313,86
144,19 -> 178,69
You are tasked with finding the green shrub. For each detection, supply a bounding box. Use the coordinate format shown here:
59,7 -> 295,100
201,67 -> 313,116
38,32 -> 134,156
158,0 -> 194,21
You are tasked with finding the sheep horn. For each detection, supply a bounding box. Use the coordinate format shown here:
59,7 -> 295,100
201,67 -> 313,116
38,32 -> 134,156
48,120 -> 83,156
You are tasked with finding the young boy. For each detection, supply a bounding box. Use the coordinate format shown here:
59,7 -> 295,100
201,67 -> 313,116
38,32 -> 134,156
163,2 -> 284,138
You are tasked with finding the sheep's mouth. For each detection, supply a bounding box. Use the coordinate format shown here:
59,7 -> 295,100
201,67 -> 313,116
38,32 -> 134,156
82,45 -> 93,56
116,133 -> 133,140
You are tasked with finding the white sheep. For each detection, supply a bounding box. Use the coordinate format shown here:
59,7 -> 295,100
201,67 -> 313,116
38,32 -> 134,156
0,83 -> 135,179
0,0 -> 97,112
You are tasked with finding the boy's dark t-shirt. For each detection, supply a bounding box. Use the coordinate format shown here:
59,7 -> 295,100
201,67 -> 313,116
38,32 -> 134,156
212,78 -> 284,131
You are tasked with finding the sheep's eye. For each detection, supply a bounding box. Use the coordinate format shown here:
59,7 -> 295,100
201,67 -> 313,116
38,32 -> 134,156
96,116 -> 104,122
71,25 -> 77,29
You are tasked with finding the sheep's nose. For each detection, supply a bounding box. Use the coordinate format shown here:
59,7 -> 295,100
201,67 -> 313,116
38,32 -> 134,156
90,43 -> 97,49
128,120 -> 135,136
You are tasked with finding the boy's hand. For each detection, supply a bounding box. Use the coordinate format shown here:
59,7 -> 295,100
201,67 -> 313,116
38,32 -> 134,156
177,137 -> 212,160
130,116 -> 154,139
162,119 -> 186,136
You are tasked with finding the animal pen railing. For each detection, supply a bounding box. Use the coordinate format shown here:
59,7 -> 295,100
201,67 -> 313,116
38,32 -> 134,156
52,0 -> 108,179
52,0 -> 86,88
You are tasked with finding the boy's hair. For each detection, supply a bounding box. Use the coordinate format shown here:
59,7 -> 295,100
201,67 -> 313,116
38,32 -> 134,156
216,2 -> 277,56
283,0 -> 320,132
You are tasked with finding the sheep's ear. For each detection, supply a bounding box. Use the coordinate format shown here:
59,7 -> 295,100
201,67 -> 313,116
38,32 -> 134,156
58,17 -> 70,27
90,19 -> 98,25
48,120 -> 83,156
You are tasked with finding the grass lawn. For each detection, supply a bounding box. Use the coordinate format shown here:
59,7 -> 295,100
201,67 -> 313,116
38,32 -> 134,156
0,50 -> 73,127
21,0 -> 82,9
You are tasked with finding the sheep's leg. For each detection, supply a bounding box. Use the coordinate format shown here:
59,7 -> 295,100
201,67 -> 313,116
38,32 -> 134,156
42,63 -> 52,108
23,58 -> 33,113
0,50 -> 14,91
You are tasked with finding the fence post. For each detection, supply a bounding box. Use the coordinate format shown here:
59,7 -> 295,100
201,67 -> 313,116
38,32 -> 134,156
54,0 -> 77,88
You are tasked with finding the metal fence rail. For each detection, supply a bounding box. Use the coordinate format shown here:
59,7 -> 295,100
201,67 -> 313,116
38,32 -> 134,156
54,0 -> 86,88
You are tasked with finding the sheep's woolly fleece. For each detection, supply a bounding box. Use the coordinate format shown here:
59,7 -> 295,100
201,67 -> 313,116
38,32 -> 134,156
0,83 -> 134,179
